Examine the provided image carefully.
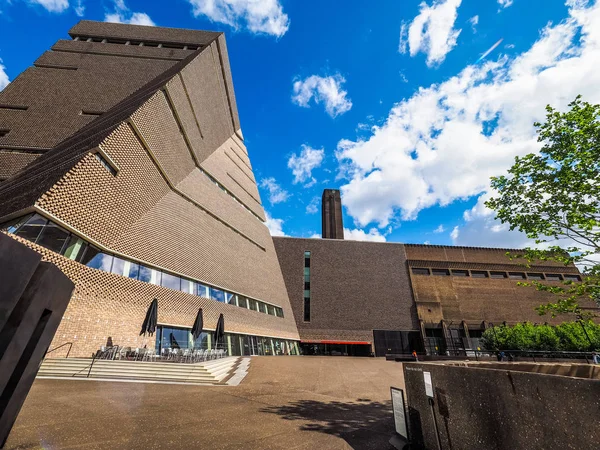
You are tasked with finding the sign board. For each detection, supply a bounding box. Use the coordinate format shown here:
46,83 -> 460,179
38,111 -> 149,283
424,371 -> 434,397
390,387 -> 409,441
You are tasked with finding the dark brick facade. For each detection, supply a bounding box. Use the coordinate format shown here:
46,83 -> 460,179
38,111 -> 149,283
273,238 -> 419,346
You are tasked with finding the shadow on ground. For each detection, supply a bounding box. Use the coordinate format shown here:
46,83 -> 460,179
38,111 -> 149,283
260,398 -> 395,450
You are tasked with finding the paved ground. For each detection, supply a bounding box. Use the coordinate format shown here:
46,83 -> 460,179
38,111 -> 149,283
6,357 -> 405,450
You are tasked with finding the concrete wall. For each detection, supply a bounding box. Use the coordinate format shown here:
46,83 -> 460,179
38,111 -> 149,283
403,361 -> 600,450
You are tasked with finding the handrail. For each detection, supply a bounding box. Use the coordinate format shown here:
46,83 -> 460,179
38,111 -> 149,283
46,342 -> 73,359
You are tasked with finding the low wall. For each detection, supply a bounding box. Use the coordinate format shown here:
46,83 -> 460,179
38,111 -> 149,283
403,361 -> 600,450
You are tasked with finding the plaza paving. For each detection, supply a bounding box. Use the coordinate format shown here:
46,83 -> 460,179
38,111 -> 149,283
6,356 -> 405,450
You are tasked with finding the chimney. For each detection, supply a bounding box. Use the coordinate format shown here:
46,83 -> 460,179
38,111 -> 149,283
321,189 -> 344,239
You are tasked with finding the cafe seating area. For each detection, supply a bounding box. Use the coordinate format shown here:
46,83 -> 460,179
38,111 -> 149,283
95,346 -> 227,363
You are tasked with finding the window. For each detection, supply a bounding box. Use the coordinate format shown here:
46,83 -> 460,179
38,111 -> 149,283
197,283 -> 209,298
1,214 -> 32,233
490,271 -> 508,279
276,308 -> 284,318
432,269 -> 450,276
111,256 -> 127,276
138,266 -> 161,285
62,234 -> 87,261
210,287 -> 225,302
527,273 -> 545,280
267,305 -> 276,316
238,296 -> 248,309
36,222 -> 70,253
84,248 -> 114,271
545,274 -> 563,281
509,272 -> 526,279
564,274 -> 581,282
258,302 -> 267,314
161,272 -> 181,291
471,270 -> 488,278
226,292 -> 237,306
411,267 -> 430,275
451,269 -> 469,277
180,279 -> 195,294
303,297 -> 310,322
15,214 -> 47,242
303,267 -> 310,276
248,298 -> 258,311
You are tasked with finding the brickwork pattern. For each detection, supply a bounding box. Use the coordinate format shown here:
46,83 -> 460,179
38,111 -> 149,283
274,238 -> 418,344
7,234 -> 299,358
0,151 -> 39,180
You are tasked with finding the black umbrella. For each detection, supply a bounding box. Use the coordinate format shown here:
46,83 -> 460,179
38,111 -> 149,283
191,308 -> 204,341
169,332 -> 180,349
213,313 -> 225,348
140,298 -> 158,336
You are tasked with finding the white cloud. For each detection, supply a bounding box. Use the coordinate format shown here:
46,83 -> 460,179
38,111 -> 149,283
187,0 -> 289,37
105,0 -> 155,26
74,0 -> 84,16
399,0 -> 463,67
264,212 -> 286,237
497,0 -> 514,9
29,0 -> 69,13
287,145 -> 325,185
306,196 -> 320,214
433,224 -> 445,233
450,225 -> 460,242
344,228 -> 387,242
292,74 -> 352,118
259,177 -> 290,205
0,59 -> 9,91
469,15 -> 479,33
337,0 -> 600,240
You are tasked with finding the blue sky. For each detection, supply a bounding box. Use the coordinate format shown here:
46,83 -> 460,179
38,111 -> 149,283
0,0 -> 597,247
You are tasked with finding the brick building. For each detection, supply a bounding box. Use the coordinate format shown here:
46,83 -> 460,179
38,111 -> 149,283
1,22 -> 597,359
0,21 -> 300,358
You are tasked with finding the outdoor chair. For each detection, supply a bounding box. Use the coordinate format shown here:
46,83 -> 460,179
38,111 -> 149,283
118,346 -> 131,360
142,348 -> 156,362
181,348 -> 191,363
160,348 -> 169,360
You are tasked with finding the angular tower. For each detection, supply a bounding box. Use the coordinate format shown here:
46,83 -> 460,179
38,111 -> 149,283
0,21 -> 300,357
321,189 -> 344,239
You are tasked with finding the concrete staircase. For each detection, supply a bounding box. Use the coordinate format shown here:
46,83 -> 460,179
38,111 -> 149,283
37,356 -> 244,385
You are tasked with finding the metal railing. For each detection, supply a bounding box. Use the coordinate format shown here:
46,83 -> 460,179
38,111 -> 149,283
473,349 -> 596,364
45,342 -> 73,359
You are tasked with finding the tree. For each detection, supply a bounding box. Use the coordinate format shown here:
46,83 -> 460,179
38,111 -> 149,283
486,95 -> 600,319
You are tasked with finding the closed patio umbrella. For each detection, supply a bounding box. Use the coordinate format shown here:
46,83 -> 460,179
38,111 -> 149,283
213,313 -> 225,349
191,308 -> 204,341
140,298 -> 158,336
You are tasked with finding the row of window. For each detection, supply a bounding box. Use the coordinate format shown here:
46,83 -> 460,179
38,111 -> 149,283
411,267 -> 582,282
72,36 -> 200,50
1,213 -> 284,318
304,251 -> 311,322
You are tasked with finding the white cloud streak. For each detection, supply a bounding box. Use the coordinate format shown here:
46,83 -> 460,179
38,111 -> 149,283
287,145 -> 325,185
344,228 -> 387,242
264,211 -> 287,236
29,0 -> 69,13
292,74 -> 352,118
187,0 -> 289,37
399,0 -> 463,67
259,177 -> 290,205
337,1 -> 600,249
0,59 -> 9,91
497,0 -> 514,9
105,0 -> 155,26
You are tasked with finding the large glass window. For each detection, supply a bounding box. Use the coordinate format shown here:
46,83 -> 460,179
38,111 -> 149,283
197,283 -> 209,298
248,298 -> 258,311
83,246 -> 114,271
63,235 -> 86,261
36,222 -> 70,253
210,287 -> 225,302
161,272 -> 181,290
181,279 -> 195,294
225,292 -> 237,305
15,214 -> 47,242
304,297 -> 310,322
1,214 -> 32,233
